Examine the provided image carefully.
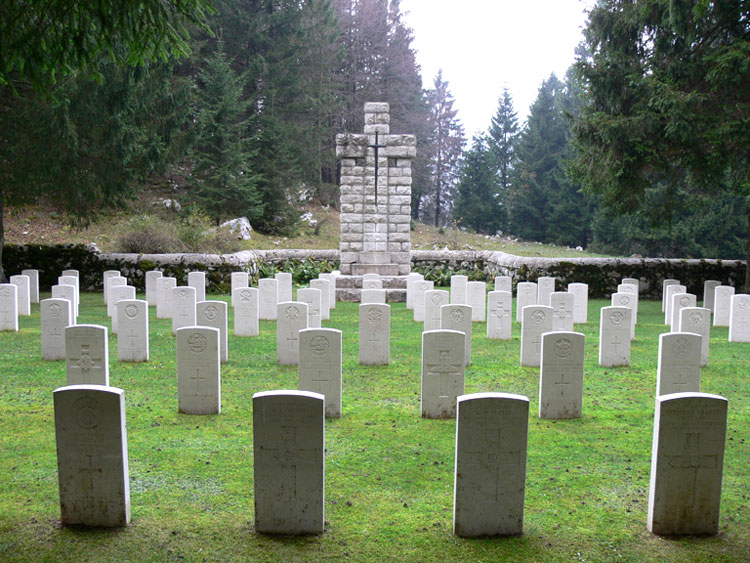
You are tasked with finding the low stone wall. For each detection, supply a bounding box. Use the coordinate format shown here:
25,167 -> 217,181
4,244 -> 745,297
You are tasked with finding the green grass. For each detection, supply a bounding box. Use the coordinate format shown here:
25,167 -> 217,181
1,293 -> 748,562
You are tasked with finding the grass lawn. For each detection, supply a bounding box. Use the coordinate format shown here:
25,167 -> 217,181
0,293 -> 748,562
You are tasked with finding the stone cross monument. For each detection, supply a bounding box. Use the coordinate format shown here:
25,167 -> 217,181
336,102 -> 416,277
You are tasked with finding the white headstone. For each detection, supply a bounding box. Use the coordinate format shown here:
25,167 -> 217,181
233,287 -> 259,337
550,292 -> 575,332
728,294 -> 750,343
670,292 -> 696,331
567,282 -> 589,324
611,292 -> 636,340
466,281 -> 486,322
231,272 -> 249,306
520,306 -> 553,367
65,324 -> 109,386
309,279 -> 330,321
117,300 -> 149,362
0,283 -> 18,331
102,271 -> 122,305
662,279 -> 680,312
59,275 -> 80,317
41,298 -> 72,360
297,287 -> 322,328
145,271 -> 163,307
61,269 -> 79,279
187,271 -> 206,302
678,307 -> 711,367
277,302 -> 309,365
647,392 -> 727,536
450,275 -> 468,305
539,332 -> 585,419
319,273 -> 336,309
494,276 -> 512,294
252,390 -> 325,535
441,304 -> 472,366
362,273 -> 380,281
21,269 -> 39,303
424,289 -> 450,332
406,272 -> 424,310
421,330 -> 465,419
599,306 -> 632,367
275,272 -> 293,303
359,303 -> 390,365
258,278 -> 279,320
299,328 -> 342,418
171,286 -> 197,335
516,282 -> 537,323
51,284 -> 77,324
360,288 -> 386,304
453,392 -> 529,537
156,277 -> 177,319
657,332 -> 701,396
362,278 -> 383,289
486,291 -> 512,340
54,384 -> 130,527
9,274 -> 31,316
109,285 -> 136,334
702,280 -> 721,311
617,283 -> 639,324
413,280 -> 434,322
197,301 -> 228,363
713,285 -> 735,327
176,326 -> 221,414
536,277 -> 555,307
664,284 -> 687,324
621,278 -> 639,291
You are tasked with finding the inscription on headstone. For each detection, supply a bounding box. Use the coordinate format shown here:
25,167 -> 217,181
359,303 -> 390,365
421,330 -> 465,419
299,328 -> 343,418
176,326 -> 221,415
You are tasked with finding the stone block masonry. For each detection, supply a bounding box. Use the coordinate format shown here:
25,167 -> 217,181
336,102 -> 415,276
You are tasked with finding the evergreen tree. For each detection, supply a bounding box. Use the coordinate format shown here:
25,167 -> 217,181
454,135 -> 503,234
487,86 -> 518,199
190,43 -> 262,224
425,70 -> 465,227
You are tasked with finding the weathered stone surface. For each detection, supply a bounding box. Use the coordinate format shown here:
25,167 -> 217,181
299,328 -> 342,418
359,303 -> 390,365
441,304 -> 472,366
176,326 -> 220,415
657,332 -> 701,396
65,325 -> 109,386
421,330 -> 465,419
117,299 -> 149,362
54,384 -> 130,527
647,392 -> 727,536
520,306 -> 552,367
41,298 -> 72,360
487,291 -> 512,340
539,332 -> 585,419
253,390 -> 325,535
277,302 -> 308,365
453,392 -> 529,537
599,306 -> 632,367
678,307 -> 711,366
197,301 -> 228,363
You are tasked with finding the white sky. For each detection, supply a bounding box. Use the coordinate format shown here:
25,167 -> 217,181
400,0 -> 595,138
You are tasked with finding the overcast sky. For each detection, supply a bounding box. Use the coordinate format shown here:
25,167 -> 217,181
399,0 -> 595,138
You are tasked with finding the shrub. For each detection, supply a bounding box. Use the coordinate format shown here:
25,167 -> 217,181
116,215 -> 183,253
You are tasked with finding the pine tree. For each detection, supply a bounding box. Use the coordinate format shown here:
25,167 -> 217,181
190,42 -> 262,224
487,87 -> 518,199
454,135 -> 503,234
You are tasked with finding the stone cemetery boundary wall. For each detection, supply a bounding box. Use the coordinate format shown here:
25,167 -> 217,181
4,244 -> 744,298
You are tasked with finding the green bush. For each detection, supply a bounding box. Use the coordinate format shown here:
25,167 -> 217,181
116,215 -> 183,253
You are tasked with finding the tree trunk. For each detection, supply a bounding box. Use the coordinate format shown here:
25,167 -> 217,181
745,198 -> 750,293
0,193 -> 5,283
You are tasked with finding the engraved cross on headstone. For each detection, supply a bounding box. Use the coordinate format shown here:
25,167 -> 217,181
665,433 -> 720,506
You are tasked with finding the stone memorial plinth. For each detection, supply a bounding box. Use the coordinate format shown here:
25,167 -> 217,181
599,306 -> 632,367
277,302 -> 309,365
65,325 -> 109,386
336,102 -> 415,278
117,299 -> 149,362
516,282 -> 537,323
487,291 -> 512,340
299,328 -> 342,418
441,304 -> 472,366
424,289 -> 449,331
145,270 -> 162,306
450,275 -> 468,305
728,294 -> 750,342
647,392 -> 727,536
520,306 -> 553,367
253,390 -> 325,535
567,282 -> 589,324
453,392 -> 529,537
41,298 -> 72,360
421,330 -> 465,419
539,332 -> 585,419
176,326 -> 220,415
359,303 -> 390,365
657,332 -> 701,396
0,283 -> 19,331
54,384 -> 130,527
197,301 -> 228,363
233,287 -> 259,337
259,278 -> 279,320
678,307 -> 711,366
